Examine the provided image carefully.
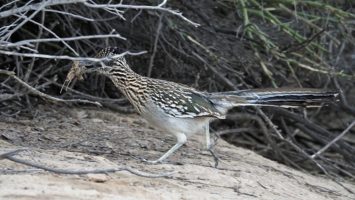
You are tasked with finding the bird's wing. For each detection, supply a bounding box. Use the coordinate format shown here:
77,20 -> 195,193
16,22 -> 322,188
149,80 -> 224,119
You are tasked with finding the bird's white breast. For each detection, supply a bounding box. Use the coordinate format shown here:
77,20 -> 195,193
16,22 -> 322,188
140,101 -> 213,137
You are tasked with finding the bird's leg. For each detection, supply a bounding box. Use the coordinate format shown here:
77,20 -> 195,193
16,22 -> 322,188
143,133 -> 187,164
205,124 -> 219,168
205,123 -> 211,150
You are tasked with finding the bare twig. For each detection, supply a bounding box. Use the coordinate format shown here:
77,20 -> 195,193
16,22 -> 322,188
0,148 -> 173,177
13,13 -> 80,55
0,0 -> 86,18
311,121 -> 355,159
0,69 -> 101,106
191,51 -> 237,90
2,34 -> 126,48
147,13 -> 164,77
0,148 -> 28,159
84,1 -> 200,27
43,8 -> 95,21
0,49 -> 147,61
256,109 -> 354,194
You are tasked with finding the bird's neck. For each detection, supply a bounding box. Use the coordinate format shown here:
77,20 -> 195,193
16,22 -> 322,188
109,68 -> 148,113
109,67 -> 140,88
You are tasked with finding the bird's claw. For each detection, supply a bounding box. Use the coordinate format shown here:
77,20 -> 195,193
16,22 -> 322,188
137,156 -> 163,164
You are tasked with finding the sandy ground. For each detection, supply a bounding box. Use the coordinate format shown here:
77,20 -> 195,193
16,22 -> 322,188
0,105 -> 354,200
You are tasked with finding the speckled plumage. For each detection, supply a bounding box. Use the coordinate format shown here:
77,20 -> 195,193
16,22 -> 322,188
94,47 -> 226,120
83,47 -> 338,164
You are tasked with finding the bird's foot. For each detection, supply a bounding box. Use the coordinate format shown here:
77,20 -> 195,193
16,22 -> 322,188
142,158 -> 163,164
133,156 -> 164,164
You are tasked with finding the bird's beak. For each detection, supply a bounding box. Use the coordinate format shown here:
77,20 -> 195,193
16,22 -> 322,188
78,60 -> 113,75
78,60 -> 96,68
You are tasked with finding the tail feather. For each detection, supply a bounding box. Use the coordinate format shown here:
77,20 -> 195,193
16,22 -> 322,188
233,88 -> 338,106
208,88 -> 339,111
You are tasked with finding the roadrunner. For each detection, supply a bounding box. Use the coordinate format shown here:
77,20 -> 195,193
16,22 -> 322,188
68,47 -> 338,164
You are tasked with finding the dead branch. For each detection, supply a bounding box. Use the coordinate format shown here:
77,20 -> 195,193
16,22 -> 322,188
147,13 -> 164,77
312,121 -> 355,159
256,109 -> 354,194
3,34 -> 126,48
83,1 -> 199,27
0,148 -> 173,178
0,0 -> 85,18
0,69 -> 101,106
0,50 -> 147,62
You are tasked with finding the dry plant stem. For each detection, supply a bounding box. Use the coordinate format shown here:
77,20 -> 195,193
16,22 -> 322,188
1,76 -> 57,102
274,108 -> 355,157
0,49 -> 147,62
282,29 -> 326,53
191,51 -> 237,90
13,13 -> 79,56
84,1 -> 200,27
319,156 -> 355,180
0,148 -> 28,159
257,108 -> 327,171
30,70 -> 127,103
0,0 -> 199,27
0,149 -> 173,178
311,121 -> 355,159
256,109 -> 354,194
3,34 -> 126,48
227,113 -> 300,170
0,0 -> 86,18
333,78 -> 355,115
0,70 -> 101,106
147,13 -> 164,77
1,2 -> 48,41
43,8 -> 95,21
279,4 -> 340,45
23,9 -> 45,83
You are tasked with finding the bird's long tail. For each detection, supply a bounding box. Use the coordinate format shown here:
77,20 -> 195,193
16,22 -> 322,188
208,88 -> 339,111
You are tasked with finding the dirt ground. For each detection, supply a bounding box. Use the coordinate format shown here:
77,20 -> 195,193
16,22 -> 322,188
0,105 -> 354,200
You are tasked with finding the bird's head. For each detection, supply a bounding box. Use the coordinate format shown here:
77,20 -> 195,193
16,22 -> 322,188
78,47 -> 132,75
61,47 -> 133,93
